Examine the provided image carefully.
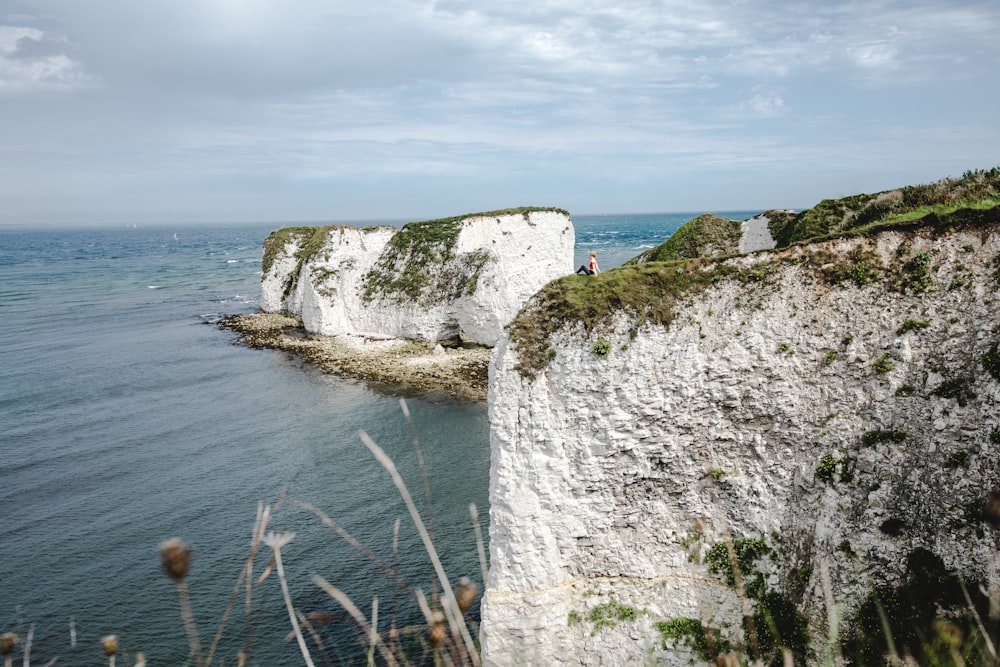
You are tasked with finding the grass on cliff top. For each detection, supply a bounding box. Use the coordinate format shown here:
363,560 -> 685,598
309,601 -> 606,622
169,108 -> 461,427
773,166 -> 1000,246
627,213 -> 742,263
360,207 -> 567,306
262,224 -> 395,277
509,202 -> 1000,378
262,207 -> 568,279
509,259 -> 740,378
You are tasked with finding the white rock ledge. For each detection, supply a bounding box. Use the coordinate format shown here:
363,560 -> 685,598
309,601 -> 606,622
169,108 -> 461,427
261,209 -> 575,347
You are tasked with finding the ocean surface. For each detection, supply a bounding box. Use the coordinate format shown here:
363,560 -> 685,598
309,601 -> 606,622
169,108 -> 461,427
0,211 -> 760,664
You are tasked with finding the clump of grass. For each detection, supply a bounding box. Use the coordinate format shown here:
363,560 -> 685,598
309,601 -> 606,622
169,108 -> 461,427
931,377 -> 977,406
584,600 -> 640,633
591,337 -> 611,358
902,251 -> 934,293
628,213 -> 742,263
872,354 -> 896,374
861,429 -> 907,446
815,454 -> 854,487
982,342 -> 1000,381
896,319 -> 930,335
655,617 -> 731,660
509,259 -> 734,378
842,548 -> 996,666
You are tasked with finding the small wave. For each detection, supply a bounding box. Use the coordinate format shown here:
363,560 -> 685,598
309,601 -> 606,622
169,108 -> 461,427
636,244 -> 655,249
227,259 -> 239,264
147,285 -> 161,289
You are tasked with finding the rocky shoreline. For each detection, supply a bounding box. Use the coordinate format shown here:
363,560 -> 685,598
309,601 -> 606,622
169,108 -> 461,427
219,312 -> 490,402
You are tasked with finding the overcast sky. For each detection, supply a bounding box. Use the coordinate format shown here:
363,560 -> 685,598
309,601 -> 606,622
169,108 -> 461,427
1,0 -> 998,226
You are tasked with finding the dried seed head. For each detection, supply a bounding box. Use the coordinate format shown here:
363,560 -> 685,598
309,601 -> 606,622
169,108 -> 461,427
134,652 -> 146,667
0,633 -> 17,656
429,611 -> 446,646
160,538 -> 192,581
455,577 -> 479,613
101,635 -> 118,656
237,651 -> 248,667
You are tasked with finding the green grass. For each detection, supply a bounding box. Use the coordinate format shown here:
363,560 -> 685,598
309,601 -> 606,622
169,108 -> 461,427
628,213 -> 742,263
360,207 -> 564,307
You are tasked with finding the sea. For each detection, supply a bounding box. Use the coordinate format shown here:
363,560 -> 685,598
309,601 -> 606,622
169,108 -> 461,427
0,211 -> 761,665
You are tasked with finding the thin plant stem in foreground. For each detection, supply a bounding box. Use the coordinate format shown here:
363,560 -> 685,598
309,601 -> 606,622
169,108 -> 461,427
262,531 -> 315,667
160,538 -> 204,667
312,576 -> 400,667
470,503 -> 488,589
359,430 -> 481,666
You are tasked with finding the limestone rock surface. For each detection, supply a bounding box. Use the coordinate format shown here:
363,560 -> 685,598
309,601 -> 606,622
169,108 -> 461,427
260,209 -> 574,346
482,211 -> 1000,665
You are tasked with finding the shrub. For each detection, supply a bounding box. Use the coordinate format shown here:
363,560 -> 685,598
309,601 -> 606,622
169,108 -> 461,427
591,337 -> 611,358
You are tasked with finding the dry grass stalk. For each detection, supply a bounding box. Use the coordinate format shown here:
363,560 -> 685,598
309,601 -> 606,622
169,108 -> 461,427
311,576 -> 401,667
262,531 -> 315,667
359,430 -> 481,666
818,561 -> 844,667
23,623 -> 34,667
204,500 -> 273,667
295,500 -> 410,590
368,597 -> 379,667
294,609 -> 327,661
399,399 -> 435,543
960,579 -> 998,660
469,503 -> 488,588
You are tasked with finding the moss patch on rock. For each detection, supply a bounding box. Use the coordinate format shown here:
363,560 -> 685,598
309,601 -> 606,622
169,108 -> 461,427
360,207 -> 562,306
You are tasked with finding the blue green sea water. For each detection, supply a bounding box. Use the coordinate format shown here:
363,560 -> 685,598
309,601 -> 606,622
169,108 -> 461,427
0,211 -> 760,664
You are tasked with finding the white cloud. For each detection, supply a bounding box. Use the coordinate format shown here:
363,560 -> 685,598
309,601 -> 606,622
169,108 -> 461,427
2,1 -> 999,223
0,24 -> 91,92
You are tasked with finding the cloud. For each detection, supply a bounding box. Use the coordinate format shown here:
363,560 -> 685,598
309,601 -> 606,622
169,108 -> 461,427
0,24 -> 90,92
1,0 -> 999,224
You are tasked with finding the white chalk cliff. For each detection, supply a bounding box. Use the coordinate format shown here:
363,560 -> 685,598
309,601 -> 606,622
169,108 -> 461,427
260,209 -> 574,346
482,209 -> 1000,665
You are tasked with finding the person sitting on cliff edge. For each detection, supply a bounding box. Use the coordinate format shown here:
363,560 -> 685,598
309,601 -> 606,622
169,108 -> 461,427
575,251 -> 600,275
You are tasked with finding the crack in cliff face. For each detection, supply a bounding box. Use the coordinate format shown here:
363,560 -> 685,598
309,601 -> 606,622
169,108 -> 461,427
484,207 -> 1000,666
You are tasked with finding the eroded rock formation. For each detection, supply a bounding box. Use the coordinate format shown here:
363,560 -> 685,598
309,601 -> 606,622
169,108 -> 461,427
482,207 -> 1000,665
261,208 -> 574,346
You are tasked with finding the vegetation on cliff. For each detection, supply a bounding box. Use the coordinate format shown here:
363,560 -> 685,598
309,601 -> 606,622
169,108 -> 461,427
773,166 -> 1000,246
627,213 -> 742,263
341,207 -> 568,307
509,198 -> 1000,378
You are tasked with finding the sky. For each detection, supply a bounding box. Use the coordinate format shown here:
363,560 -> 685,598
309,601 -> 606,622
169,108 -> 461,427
1,0 -> 998,226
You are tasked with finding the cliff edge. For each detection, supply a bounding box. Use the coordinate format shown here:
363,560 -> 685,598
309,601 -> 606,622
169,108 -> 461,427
483,203 -> 1000,665
260,207 -> 574,347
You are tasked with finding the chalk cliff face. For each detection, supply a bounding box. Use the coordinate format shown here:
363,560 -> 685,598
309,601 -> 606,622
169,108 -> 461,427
482,209 -> 1000,665
260,209 -> 574,346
